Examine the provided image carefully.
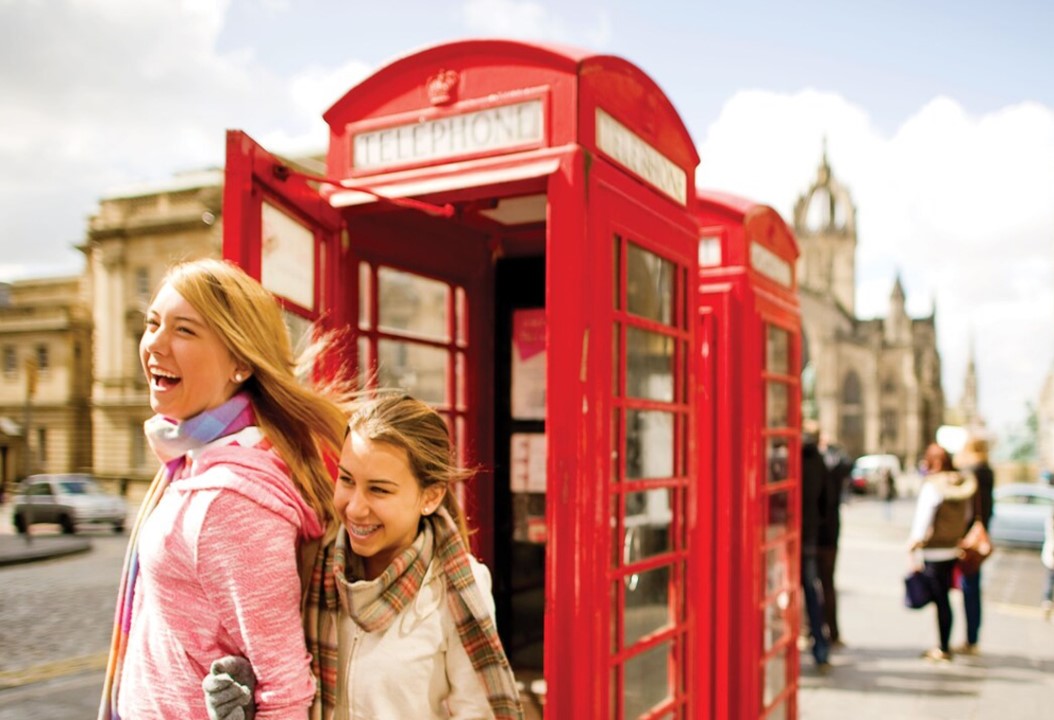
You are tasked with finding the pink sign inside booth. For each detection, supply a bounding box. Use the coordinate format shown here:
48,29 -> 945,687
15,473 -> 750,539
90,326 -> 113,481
511,308 -> 546,420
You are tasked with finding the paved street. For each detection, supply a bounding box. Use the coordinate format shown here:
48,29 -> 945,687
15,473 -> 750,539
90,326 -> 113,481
1,496 -> 1052,718
0,510 -> 125,718
799,495 -> 1054,720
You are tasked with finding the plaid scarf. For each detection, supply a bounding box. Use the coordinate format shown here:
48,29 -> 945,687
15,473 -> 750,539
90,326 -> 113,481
305,508 -> 523,720
98,393 -> 255,720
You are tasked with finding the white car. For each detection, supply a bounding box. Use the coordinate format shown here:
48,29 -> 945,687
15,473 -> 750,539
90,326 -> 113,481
12,474 -> 127,534
849,454 -> 902,495
988,483 -> 1054,548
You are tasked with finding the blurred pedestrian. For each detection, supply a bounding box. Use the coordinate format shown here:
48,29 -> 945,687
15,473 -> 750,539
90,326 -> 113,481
818,437 -> 850,648
907,443 -> 977,662
801,422 -> 831,671
880,466 -> 896,520
954,436 -> 994,655
98,259 -> 348,719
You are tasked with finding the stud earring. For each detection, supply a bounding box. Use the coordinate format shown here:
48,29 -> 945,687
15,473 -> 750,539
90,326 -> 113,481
234,373 -> 244,383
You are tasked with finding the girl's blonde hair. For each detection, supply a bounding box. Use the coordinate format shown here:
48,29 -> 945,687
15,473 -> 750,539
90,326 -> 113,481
347,393 -> 474,544
162,258 -> 348,526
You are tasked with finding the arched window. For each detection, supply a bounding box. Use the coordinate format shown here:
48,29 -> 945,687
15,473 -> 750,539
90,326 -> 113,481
842,371 -> 861,405
840,371 -> 864,457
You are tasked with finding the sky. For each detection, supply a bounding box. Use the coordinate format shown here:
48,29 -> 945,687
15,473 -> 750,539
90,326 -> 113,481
2,0 -> 1053,442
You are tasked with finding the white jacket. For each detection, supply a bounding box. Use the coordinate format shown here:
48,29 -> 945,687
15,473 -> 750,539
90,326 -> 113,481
334,556 -> 497,720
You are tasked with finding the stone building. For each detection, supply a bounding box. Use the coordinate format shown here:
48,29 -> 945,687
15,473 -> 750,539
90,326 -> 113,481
81,169 -> 224,490
796,150 -> 944,466
81,154 -> 324,492
0,275 -> 93,493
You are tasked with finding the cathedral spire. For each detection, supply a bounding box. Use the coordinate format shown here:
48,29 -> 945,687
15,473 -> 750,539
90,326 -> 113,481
884,271 -> 909,344
959,337 -> 981,429
890,271 -> 905,302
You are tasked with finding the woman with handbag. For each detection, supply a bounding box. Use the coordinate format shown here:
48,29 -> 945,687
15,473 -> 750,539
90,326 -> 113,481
906,443 -> 977,662
955,436 -> 994,655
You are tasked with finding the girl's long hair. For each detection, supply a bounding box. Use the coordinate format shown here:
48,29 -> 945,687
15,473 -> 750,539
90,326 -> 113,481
163,258 -> 350,527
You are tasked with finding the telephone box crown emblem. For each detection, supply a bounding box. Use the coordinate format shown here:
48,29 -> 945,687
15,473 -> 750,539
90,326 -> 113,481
427,69 -> 459,106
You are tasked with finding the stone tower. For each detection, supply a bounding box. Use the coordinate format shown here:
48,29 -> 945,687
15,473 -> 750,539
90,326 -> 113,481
793,142 -> 857,315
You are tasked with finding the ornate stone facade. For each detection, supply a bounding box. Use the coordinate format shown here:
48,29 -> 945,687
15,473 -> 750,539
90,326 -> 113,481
82,170 -> 224,489
796,151 -> 944,466
0,276 -> 93,491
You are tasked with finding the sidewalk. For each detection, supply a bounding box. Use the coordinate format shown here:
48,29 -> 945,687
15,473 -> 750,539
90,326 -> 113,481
799,498 -> 1054,719
0,501 -> 93,566
0,534 -> 91,567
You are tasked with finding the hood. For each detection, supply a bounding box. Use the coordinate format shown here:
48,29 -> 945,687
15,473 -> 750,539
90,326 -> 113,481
174,444 -> 324,541
926,470 -> 977,502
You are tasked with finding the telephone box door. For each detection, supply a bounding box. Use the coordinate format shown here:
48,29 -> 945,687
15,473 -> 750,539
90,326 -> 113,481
222,130 -> 349,339
547,156 -> 699,718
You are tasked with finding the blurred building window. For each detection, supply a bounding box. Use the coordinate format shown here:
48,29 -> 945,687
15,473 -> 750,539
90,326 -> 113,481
135,267 -> 151,299
36,344 -> 49,371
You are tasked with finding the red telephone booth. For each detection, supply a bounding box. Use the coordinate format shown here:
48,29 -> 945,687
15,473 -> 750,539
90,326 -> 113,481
695,191 -> 802,719
223,40 -> 708,718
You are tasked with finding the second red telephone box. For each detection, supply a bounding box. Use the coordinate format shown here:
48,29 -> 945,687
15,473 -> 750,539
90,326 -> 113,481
695,190 -> 803,720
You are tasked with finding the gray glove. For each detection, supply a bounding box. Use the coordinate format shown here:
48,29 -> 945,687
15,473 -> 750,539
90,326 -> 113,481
202,655 -> 256,720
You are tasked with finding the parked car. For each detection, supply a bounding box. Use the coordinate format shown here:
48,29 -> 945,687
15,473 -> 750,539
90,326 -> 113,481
849,454 -> 902,495
12,474 -> 127,534
988,483 -> 1054,548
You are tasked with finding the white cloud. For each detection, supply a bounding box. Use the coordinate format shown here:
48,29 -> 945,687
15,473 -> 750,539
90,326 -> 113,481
460,0 -> 612,47
697,90 -> 1054,434
258,59 -> 374,157
0,0 -> 360,272
462,0 -> 560,38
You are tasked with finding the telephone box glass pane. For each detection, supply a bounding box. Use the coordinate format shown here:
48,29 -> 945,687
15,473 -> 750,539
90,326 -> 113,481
377,340 -> 448,404
260,201 -> 315,311
627,243 -> 673,325
358,262 -> 372,329
625,489 -> 673,559
768,701 -> 788,720
456,352 -> 467,410
764,594 -> 790,651
623,640 -> 672,719
626,327 -> 674,402
623,564 -> 671,647
626,410 -> 674,479
357,336 -> 370,390
766,324 -> 790,374
283,310 -> 312,357
764,544 -> 788,596
455,286 -> 467,347
763,648 -> 787,706
766,491 -> 790,540
766,438 -> 790,483
766,382 -> 789,427
377,267 -> 450,341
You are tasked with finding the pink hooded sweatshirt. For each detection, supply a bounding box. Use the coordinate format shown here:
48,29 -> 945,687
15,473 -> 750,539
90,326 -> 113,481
118,433 -> 323,720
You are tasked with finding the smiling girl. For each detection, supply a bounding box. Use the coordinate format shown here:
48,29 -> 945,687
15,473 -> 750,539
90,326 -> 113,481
99,259 -> 348,720
206,394 -> 524,720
